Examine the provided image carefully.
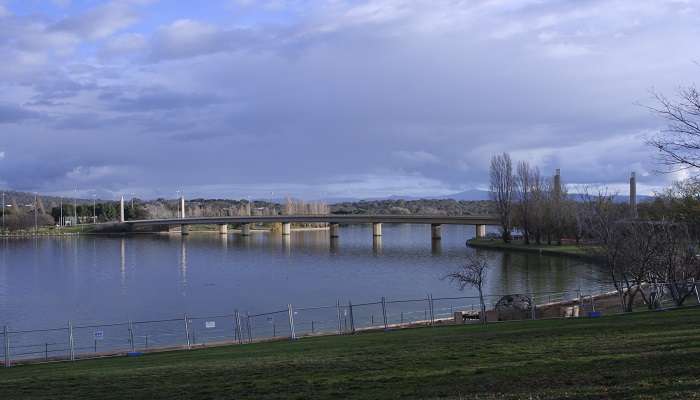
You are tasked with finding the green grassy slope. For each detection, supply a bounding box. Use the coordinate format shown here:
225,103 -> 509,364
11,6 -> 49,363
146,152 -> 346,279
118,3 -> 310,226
1,307 -> 699,399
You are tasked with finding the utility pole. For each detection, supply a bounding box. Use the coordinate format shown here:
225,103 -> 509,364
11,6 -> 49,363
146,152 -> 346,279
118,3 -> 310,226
74,188 -> 78,226
92,194 -> 96,224
1,191 -> 4,233
59,197 -> 63,229
34,192 -> 38,234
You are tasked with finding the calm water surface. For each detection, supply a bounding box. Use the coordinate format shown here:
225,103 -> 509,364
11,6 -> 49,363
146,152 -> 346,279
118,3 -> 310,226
0,224 -> 605,330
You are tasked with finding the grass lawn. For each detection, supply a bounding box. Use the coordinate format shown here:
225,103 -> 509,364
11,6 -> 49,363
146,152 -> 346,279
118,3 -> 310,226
2,307 -> 700,399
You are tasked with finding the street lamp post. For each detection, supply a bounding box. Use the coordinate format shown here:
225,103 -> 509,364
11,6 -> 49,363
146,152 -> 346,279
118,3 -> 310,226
74,188 -> 78,226
175,190 -> 181,219
34,192 -> 38,235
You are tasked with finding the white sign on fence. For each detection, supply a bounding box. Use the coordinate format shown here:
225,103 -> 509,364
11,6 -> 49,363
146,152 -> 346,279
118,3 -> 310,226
205,321 -> 216,329
94,330 -> 104,340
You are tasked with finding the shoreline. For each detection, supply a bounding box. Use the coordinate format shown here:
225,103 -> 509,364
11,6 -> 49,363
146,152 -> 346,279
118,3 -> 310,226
466,238 -> 598,261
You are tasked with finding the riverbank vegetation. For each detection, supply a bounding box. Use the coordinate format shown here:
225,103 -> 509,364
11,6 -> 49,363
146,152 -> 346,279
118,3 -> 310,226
330,199 -> 494,215
0,195 -> 331,233
467,238 -> 591,258
1,307 -> 699,399
485,81 -> 700,314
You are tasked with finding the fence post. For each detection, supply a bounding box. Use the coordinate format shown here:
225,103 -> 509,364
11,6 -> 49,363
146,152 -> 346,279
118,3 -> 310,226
288,304 -> 297,340
336,299 -> 342,334
246,312 -> 252,343
232,310 -> 238,343
425,294 -> 431,325
348,300 -> 355,333
381,296 -> 388,330
429,294 -> 435,325
693,279 -> 700,304
3,325 -> 10,368
128,320 -> 135,352
531,296 -> 536,320
235,310 -> 243,344
68,320 -> 75,361
184,314 -> 191,350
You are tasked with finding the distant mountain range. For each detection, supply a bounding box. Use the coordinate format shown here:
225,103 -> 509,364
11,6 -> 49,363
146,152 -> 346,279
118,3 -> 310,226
322,190 -> 653,203
1,188 -> 654,207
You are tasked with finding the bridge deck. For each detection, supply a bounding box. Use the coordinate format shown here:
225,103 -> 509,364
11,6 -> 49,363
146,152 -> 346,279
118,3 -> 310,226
125,214 -> 499,227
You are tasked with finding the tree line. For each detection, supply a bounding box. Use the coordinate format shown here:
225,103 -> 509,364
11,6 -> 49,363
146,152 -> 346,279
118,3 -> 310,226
489,153 -> 579,245
468,78 -> 700,314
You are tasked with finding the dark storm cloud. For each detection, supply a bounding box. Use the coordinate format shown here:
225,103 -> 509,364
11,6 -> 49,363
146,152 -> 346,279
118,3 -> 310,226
104,88 -> 224,112
0,103 -> 41,123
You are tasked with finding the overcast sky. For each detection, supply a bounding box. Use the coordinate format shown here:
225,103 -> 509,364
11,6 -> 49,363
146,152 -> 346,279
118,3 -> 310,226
0,0 -> 698,200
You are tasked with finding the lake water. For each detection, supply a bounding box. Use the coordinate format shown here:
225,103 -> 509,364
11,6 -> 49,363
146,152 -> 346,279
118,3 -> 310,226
0,224 -> 605,328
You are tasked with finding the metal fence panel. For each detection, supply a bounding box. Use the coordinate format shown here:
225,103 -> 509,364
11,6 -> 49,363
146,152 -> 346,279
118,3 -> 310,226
10,285 -> 682,366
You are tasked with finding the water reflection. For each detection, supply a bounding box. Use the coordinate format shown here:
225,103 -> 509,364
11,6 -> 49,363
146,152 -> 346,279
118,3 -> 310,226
0,225 -> 606,328
372,236 -> 383,255
330,237 -> 339,254
431,239 -> 441,255
282,235 -> 291,256
120,238 -> 126,290
180,237 -> 187,291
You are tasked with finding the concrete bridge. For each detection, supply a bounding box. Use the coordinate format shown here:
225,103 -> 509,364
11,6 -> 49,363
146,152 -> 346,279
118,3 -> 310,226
110,196 -> 498,240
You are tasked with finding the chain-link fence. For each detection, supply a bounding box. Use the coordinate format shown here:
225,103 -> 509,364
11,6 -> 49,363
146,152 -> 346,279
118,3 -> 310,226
2,283 -> 699,367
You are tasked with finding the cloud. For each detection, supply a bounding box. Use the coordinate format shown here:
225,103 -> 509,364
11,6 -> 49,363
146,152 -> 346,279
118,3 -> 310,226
103,87 -> 224,112
66,165 -> 131,183
49,1 -> 139,40
100,33 -> 147,59
147,19 -> 263,61
0,0 -> 697,197
0,103 -> 40,123
393,150 -> 440,165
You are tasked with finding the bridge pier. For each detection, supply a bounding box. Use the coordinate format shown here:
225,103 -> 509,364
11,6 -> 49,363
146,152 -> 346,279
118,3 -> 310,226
372,223 -> 382,237
431,224 -> 442,240
219,224 -> 228,235
281,222 -> 291,236
329,223 -> 340,238
120,196 -> 125,223
181,224 -> 190,235
240,223 -> 251,236
475,224 -> 486,239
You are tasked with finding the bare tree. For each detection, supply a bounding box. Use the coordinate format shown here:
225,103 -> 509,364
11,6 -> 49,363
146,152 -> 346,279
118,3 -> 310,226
652,221 -> 700,307
647,86 -> 700,172
529,168 -> 547,244
490,153 -> 514,242
578,188 -> 640,311
514,161 -> 535,244
445,253 -> 490,324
